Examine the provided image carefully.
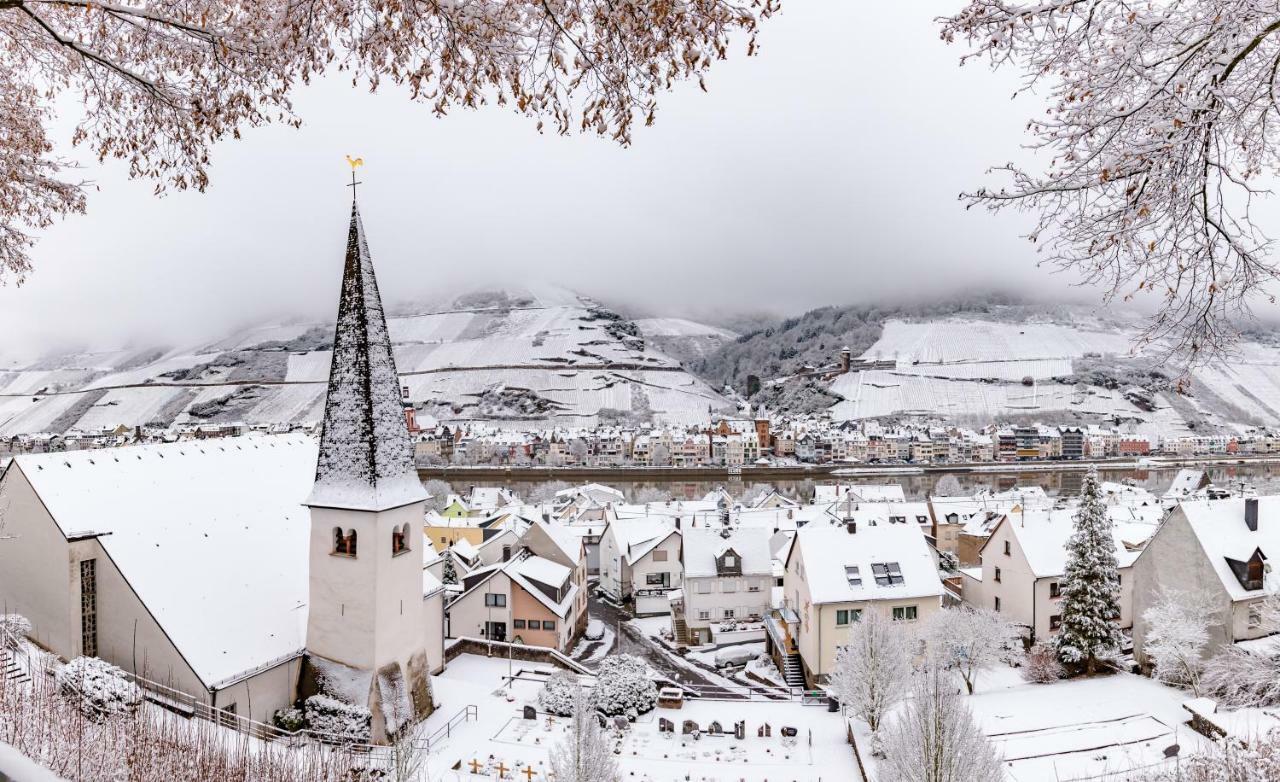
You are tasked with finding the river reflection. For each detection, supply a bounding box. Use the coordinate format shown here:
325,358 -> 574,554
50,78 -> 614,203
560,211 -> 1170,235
438,463 -> 1280,503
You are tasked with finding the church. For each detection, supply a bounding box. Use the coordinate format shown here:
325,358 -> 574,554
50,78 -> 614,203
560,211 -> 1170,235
0,198 -> 444,741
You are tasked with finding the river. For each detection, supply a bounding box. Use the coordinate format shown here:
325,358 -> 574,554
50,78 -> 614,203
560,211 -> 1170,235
422,462 -> 1280,503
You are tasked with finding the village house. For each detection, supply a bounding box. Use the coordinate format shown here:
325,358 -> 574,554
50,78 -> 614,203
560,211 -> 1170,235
961,506 -> 1150,641
673,526 -> 773,645
443,552 -> 581,651
777,520 -> 945,686
597,519 -> 681,615
1132,497 -> 1280,663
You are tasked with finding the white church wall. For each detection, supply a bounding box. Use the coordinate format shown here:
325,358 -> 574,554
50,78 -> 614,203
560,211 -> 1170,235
423,590 -> 445,675
0,467 -> 74,656
88,539 -> 208,700
212,656 -> 303,725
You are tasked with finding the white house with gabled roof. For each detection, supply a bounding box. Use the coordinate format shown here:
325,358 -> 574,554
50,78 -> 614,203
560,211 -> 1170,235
1133,497 -> 1280,664
779,520 -> 945,686
598,518 -> 681,615
675,526 -> 772,645
960,507 -> 1147,642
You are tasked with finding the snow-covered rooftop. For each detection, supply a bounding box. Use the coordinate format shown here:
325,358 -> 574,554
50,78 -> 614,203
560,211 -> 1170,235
1177,497 -> 1280,601
16,435 -> 316,688
682,527 -> 772,579
792,522 -> 944,605
1000,507 -> 1147,578
510,555 -> 570,589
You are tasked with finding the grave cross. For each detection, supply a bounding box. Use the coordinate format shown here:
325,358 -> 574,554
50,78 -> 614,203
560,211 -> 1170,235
469,758 -> 483,774
496,761 -> 509,778
522,766 -> 537,781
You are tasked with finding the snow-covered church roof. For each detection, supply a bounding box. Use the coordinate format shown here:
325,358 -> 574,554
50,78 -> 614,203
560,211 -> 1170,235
15,435 -> 318,688
307,201 -> 425,512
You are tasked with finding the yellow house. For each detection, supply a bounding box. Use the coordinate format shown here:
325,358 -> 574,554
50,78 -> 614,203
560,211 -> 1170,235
424,512 -> 485,549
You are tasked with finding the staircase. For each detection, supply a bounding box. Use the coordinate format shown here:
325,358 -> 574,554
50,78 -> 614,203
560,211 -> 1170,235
0,647 -> 31,686
781,652 -> 805,688
672,617 -> 691,646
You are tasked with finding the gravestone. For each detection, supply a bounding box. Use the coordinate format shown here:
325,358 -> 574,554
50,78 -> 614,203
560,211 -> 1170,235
763,722 -> 772,738
682,720 -> 698,735
659,718 -> 674,733
781,726 -> 798,738
734,720 -> 746,740
523,706 -> 537,720
708,721 -> 723,736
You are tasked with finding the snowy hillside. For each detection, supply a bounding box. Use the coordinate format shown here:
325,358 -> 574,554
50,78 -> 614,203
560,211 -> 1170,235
827,311 -> 1280,438
634,317 -> 737,363
0,288 -> 733,437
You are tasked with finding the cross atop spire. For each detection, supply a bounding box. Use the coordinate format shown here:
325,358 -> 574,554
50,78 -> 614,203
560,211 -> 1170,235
345,155 -> 364,198
306,200 -> 424,511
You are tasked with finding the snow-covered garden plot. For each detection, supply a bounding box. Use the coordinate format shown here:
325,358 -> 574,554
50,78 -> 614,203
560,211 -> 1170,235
425,653 -> 859,782
966,673 -> 1213,781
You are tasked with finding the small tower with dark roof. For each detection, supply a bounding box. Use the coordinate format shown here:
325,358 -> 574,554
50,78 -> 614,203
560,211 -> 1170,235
303,197 -> 433,741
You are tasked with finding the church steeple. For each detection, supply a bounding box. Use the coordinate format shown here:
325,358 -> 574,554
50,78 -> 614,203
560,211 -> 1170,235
302,194 -> 434,742
307,200 -> 424,512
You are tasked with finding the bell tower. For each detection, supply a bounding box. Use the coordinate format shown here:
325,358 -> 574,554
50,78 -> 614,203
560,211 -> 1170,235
304,196 -> 433,740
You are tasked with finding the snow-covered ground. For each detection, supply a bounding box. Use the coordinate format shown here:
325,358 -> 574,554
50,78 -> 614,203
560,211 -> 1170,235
969,672 -> 1211,781
849,664 -> 1214,782
418,653 -> 861,782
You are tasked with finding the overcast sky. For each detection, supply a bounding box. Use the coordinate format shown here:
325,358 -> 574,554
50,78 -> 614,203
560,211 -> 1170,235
1,2 -> 1085,354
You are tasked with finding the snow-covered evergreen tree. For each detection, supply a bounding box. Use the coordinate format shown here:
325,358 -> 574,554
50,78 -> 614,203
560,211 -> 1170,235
827,610 -> 911,732
879,660 -> 1004,782
1055,468 -> 1122,674
550,685 -> 618,782
441,554 -> 458,586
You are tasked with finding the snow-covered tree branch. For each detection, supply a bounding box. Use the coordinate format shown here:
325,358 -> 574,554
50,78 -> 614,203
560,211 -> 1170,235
549,684 -> 618,782
879,659 -> 1004,782
827,609 -> 911,732
926,607 -> 1020,695
0,0 -> 778,281
942,1 -> 1280,361
1141,586 -> 1218,695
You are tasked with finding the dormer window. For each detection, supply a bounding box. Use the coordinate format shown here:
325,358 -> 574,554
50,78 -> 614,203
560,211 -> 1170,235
1226,547 -> 1268,592
725,555 -> 736,567
845,566 -> 862,587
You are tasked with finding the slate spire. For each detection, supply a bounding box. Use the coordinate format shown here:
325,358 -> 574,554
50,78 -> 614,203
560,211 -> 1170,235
306,200 -> 425,511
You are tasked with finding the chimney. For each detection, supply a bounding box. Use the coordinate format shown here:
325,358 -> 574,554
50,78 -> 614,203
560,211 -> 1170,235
1246,498 -> 1259,532
840,346 -> 851,373
845,520 -> 856,535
